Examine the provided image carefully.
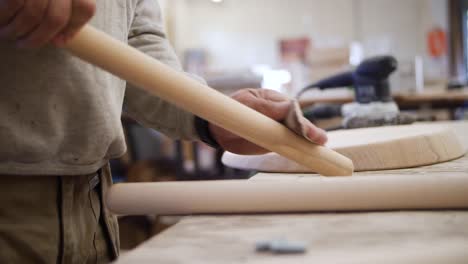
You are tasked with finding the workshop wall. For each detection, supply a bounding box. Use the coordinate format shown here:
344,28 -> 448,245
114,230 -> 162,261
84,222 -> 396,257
164,0 -> 449,76
169,0 -> 355,70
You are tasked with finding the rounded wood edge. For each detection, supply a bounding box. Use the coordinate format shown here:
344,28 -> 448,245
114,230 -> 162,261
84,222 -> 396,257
222,126 -> 466,173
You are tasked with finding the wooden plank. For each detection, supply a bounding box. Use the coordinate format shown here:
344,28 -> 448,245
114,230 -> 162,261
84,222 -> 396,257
115,211 -> 468,264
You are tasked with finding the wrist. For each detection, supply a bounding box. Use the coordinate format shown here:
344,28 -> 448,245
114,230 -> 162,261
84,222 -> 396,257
194,116 -> 221,149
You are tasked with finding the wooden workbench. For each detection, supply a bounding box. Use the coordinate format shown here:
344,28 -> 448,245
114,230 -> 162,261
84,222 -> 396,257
115,121 -> 468,264
299,87 -> 468,110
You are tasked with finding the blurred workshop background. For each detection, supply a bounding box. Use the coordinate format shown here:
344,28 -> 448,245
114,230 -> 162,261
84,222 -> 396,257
116,0 -> 468,249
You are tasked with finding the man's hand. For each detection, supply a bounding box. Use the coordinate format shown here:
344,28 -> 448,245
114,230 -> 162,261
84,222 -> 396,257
0,0 -> 95,48
209,88 -> 327,155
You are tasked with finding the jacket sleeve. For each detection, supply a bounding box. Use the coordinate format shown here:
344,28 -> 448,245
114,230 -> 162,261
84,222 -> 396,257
124,0 -> 205,140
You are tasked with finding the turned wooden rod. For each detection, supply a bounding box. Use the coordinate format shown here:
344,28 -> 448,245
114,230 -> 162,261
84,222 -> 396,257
106,176 -> 468,215
65,25 -> 354,176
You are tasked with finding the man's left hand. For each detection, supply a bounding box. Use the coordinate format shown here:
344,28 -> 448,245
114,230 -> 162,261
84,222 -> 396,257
209,88 -> 327,155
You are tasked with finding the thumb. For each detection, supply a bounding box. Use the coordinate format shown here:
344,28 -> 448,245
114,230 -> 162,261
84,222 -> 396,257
56,0 -> 96,44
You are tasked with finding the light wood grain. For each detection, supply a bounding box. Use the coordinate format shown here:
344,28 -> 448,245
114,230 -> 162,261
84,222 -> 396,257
222,122 -> 468,173
115,212 -> 468,264
64,25 -> 352,176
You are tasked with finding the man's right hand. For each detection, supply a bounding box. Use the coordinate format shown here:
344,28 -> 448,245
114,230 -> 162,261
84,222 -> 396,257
0,0 -> 95,48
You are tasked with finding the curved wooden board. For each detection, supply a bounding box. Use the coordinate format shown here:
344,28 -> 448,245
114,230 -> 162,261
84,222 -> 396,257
222,123 -> 467,173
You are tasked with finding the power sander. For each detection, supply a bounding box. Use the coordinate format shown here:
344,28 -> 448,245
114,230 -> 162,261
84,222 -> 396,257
297,55 -> 414,129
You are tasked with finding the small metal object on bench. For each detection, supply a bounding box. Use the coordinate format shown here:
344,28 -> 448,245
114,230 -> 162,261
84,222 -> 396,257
255,239 -> 307,254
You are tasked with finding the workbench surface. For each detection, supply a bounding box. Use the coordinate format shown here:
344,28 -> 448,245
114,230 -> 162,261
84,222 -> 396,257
115,122 -> 468,264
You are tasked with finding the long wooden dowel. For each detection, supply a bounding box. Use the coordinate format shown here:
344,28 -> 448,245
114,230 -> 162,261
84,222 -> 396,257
65,25 -> 353,176
106,175 -> 468,215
